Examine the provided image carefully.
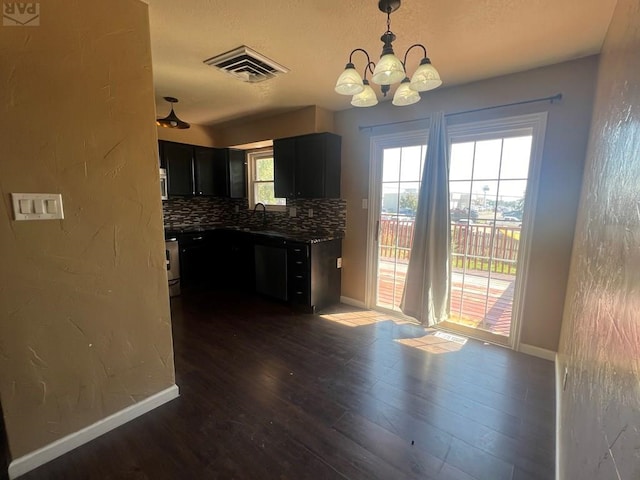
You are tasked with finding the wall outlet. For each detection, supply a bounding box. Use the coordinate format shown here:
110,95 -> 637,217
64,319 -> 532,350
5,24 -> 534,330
308,208 -> 313,218
336,257 -> 342,268
289,207 -> 297,217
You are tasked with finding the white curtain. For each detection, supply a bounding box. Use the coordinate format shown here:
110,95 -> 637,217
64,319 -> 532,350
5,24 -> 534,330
400,112 -> 451,326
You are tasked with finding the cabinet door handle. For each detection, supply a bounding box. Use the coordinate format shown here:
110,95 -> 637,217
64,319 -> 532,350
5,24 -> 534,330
193,236 -> 203,241
293,248 -> 301,252
296,261 -> 303,265
295,275 -> 303,279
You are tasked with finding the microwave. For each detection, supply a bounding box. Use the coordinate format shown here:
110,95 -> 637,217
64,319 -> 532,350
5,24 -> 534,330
159,168 -> 168,200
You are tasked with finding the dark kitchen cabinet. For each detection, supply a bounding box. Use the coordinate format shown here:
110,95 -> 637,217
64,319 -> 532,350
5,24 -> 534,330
273,137 -> 295,199
255,244 -> 288,301
273,132 -> 341,199
194,147 -> 217,196
179,232 -> 213,289
211,230 -> 254,290
163,141 -> 194,196
160,141 -> 246,198
212,148 -> 247,198
287,239 -> 342,313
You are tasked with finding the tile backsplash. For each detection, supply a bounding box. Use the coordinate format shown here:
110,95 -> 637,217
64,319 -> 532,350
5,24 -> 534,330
163,197 -> 346,237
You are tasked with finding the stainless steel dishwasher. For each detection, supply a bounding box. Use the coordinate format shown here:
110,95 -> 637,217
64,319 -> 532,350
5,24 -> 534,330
165,238 -> 181,297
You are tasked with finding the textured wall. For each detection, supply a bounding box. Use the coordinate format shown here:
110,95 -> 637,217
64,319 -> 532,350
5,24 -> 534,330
156,123 -> 219,147
334,57 -> 598,351
215,106 -> 335,147
557,0 -> 640,478
0,0 -> 176,458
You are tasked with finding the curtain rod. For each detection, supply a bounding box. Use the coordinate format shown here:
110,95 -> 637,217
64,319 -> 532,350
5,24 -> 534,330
358,93 -> 563,132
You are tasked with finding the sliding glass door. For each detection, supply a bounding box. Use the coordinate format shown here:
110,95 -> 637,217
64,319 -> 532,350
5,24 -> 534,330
367,114 -> 546,348
441,114 -> 547,345
368,131 -> 427,313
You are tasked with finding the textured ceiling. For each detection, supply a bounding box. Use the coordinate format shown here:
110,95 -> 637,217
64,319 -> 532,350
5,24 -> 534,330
147,0 -> 616,127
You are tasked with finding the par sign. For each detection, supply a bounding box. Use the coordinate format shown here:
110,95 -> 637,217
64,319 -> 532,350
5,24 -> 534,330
3,2 -> 39,26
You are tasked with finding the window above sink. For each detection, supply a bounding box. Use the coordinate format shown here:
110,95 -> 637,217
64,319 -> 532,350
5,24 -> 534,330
247,148 -> 286,211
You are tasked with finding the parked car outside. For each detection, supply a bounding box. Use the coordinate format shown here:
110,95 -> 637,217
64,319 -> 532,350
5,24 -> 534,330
450,208 -> 478,223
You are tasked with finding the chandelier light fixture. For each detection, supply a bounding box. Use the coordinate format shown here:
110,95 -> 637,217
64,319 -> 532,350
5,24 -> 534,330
335,0 -> 442,107
156,96 -> 191,129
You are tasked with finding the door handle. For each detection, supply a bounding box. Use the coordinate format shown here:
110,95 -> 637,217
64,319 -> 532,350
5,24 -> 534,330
375,220 -> 380,242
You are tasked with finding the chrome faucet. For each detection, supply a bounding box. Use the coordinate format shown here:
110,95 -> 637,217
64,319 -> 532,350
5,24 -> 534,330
253,202 -> 267,228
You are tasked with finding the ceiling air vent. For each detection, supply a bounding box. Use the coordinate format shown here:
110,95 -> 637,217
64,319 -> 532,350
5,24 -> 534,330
203,46 -> 289,83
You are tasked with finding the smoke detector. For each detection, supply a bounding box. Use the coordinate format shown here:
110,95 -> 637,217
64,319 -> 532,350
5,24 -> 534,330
204,45 -> 289,83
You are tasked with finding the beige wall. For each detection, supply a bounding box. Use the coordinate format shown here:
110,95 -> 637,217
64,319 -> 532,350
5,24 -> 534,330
315,106 -> 335,133
156,105 -> 335,149
0,0 -> 176,459
334,56 -> 599,351
215,106 -> 335,147
558,0 -> 640,478
157,123 -> 218,147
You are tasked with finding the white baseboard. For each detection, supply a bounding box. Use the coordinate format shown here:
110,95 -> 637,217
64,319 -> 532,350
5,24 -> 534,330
555,353 -> 561,480
518,343 -> 556,361
8,384 -> 179,479
339,296 -> 367,309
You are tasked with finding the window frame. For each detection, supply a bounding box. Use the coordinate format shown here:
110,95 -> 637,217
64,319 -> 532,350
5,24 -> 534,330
246,148 -> 286,211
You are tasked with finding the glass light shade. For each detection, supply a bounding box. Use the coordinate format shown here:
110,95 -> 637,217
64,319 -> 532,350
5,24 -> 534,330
372,54 -> 405,85
409,61 -> 442,92
392,79 -> 420,106
335,65 -> 364,95
351,82 -> 378,107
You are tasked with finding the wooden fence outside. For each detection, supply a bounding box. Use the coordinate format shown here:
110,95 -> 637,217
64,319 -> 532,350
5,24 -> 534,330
379,217 -> 521,275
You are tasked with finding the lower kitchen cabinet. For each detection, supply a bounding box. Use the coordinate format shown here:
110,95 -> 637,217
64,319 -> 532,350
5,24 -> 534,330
177,228 -> 342,311
253,237 -> 342,312
255,243 -> 288,301
214,230 -> 254,291
287,240 -> 342,313
179,232 -> 213,289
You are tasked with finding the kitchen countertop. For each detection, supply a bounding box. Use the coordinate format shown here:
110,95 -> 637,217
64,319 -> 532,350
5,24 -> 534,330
164,223 -> 343,244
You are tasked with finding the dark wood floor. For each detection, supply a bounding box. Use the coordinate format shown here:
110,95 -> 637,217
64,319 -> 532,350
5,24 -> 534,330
20,290 -> 555,479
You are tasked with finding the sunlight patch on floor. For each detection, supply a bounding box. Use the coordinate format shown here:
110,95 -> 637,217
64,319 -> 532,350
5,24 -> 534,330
395,330 -> 468,354
319,309 -> 414,328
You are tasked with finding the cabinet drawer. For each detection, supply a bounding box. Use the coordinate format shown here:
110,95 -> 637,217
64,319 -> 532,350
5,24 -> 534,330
289,271 -> 307,282
288,258 -> 307,271
289,286 -> 310,304
288,245 -> 308,259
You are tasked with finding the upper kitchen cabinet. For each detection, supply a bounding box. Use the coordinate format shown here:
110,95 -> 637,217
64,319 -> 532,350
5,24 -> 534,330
194,147 -> 216,195
212,148 -> 247,198
163,141 -> 194,196
160,141 -> 246,198
273,132 -> 341,199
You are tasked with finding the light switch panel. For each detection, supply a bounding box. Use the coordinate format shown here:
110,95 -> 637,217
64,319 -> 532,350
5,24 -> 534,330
12,193 -> 64,221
